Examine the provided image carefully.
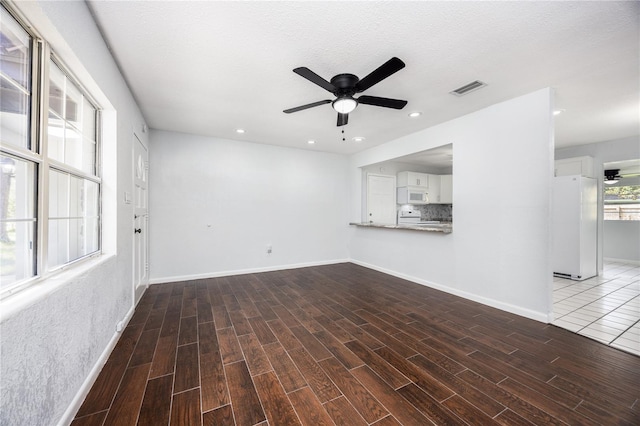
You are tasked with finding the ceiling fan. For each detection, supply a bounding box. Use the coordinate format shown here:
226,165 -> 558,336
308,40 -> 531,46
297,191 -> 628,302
283,57 -> 408,126
604,169 -> 622,185
604,168 -> 640,185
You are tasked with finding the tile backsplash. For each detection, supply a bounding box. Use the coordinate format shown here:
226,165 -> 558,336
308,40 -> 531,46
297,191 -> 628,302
416,204 -> 452,222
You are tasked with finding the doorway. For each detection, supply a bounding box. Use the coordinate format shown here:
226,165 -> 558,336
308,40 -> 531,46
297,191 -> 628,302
366,174 -> 396,224
133,134 -> 149,304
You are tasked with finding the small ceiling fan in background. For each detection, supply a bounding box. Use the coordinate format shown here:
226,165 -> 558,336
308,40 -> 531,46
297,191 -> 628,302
283,57 -> 408,126
604,168 -> 640,185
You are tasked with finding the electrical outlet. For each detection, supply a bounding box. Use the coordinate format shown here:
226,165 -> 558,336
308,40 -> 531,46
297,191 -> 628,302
266,244 -> 272,254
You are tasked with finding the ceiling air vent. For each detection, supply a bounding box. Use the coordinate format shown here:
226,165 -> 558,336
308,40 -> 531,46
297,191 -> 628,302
450,80 -> 487,96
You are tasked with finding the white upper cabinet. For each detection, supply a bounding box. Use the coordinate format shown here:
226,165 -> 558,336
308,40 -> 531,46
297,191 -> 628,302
439,174 -> 453,204
427,174 -> 440,202
397,171 -> 429,188
396,171 -> 453,204
555,156 -> 594,178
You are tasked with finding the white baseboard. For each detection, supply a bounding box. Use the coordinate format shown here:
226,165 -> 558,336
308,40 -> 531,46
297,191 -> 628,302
349,259 -> 552,324
604,257 -> 640,266
57,304 -> 136,426
149,258 -> 350,285
150,258 -> 551,323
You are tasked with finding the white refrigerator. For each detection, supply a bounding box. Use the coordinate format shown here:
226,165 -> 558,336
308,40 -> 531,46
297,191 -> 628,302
552,175 -> 597,280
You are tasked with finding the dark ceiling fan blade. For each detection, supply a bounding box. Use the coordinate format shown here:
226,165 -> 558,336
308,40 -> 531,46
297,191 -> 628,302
337,113 -> 348,126
283,99 -> 331,113
293,67 -> 336,93
358,95 -> 407,109
355,57 -> 405,92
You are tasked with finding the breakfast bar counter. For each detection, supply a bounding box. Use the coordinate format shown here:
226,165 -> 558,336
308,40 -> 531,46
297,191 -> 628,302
349,222 -> 452,233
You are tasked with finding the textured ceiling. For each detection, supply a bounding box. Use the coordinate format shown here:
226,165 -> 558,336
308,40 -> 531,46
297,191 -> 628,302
87,1 -> 639,155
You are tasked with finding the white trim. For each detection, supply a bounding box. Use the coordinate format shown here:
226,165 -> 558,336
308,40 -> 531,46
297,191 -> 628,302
149,257 -> 551,323
349,259 -> 552,324
56,303 -> 135,426
149,258 -> 350,285
604,257 -> 640,266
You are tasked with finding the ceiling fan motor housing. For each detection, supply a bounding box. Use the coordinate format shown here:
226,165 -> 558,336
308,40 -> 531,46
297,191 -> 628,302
330,73 -> 359,95
604,169 -> 622,180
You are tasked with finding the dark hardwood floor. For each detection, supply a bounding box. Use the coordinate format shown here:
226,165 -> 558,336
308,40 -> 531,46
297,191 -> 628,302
71,263 -> 640,425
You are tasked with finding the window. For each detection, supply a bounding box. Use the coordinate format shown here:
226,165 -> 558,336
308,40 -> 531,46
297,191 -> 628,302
0,4 -> 101,298
604,185 -> 640,221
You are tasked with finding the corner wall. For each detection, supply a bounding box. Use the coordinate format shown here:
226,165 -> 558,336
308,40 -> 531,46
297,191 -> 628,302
348,88 -> 554,321
148,130 -> 350,282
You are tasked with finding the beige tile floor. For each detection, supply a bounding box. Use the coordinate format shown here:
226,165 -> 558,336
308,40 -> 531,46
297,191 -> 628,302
553,260 -> 640,356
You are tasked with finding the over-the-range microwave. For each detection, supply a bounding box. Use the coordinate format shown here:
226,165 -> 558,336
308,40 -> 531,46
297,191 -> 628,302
397,186 -> 429,205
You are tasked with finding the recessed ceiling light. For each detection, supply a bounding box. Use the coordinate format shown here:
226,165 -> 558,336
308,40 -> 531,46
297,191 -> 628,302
553,109 -> 566,116
352,136 -> 365,142
307,140 -> 316,145
235,128 -> 245,134
408,112 -> 422,118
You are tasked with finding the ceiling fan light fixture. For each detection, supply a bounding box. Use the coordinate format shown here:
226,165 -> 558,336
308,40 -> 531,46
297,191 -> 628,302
332,96 -> 358,114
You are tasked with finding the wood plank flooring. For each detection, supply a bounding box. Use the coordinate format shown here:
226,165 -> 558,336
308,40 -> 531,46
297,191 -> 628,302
72,263 -> 640,425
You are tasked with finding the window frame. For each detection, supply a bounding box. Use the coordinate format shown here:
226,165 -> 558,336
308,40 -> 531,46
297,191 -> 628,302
0,2 -> 102,299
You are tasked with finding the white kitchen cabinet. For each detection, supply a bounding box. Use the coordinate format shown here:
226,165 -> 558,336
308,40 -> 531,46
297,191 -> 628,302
397,171 -> 429,188
555,156 -> 594,178
427,174 -> 440,202
439,174 -> 453,204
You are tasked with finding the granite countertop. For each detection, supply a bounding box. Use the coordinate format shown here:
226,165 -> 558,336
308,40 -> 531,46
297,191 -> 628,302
349,222 -> 452,234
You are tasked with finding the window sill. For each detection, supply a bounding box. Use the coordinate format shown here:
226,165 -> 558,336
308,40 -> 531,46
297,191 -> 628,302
0,253 -> 115,323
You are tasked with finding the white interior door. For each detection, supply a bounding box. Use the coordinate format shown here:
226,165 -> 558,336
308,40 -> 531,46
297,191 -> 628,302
366,174 -> 397,224
133,134 -> 149,303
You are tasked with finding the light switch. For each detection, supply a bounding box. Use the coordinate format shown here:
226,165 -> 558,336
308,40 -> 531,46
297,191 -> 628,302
124,191 -> 132,204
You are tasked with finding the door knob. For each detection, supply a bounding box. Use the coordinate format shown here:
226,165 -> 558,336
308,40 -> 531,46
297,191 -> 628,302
135,228 -> 142,234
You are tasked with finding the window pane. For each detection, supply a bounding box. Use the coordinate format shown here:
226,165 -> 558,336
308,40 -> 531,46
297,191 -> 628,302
48,217 -> 68,268
49,169 -> 69,218
0,6 -> 31,89
0,6 -> 31,150
0,154 -> 36,290
604,185 -> 640,221
47,60 -> 97,176
82,138 -> 96,175
64,125 -> 83,171
1,221 -> 35,291
47,113 -> 65,162
49,62 -> 65,117
82,98 -> 96,139
48,170 -> 99,269
65,78 -> 82,129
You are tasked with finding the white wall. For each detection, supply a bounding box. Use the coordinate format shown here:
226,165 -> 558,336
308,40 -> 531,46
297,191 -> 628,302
0,2 -> 147,425
148,130 -> 350,282
556,136 -> 640,266
604,221 -> 640,262
348,89 -> 554,321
